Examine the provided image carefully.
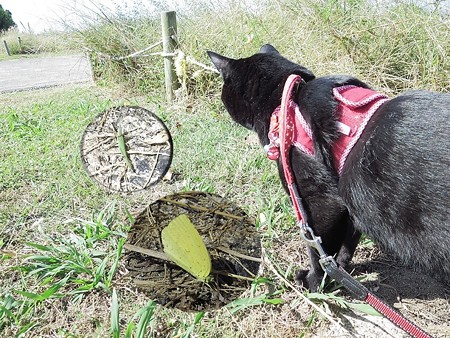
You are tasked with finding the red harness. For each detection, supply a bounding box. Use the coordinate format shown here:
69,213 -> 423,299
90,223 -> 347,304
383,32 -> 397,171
266,75 -> 389,176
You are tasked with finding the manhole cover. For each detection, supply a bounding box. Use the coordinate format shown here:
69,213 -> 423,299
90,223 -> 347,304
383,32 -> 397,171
124,191 -> 262,312
80,106 -> 172,192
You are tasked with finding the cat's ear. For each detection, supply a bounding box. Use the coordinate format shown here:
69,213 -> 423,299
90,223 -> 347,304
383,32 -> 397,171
207,51 -> 233,80
259,44 -> 280,55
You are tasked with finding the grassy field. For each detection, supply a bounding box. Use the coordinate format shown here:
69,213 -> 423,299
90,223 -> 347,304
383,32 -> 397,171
1,0 -> 449,337
0,84 -> 306,337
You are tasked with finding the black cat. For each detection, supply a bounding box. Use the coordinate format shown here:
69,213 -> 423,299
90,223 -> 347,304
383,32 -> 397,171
207,44 -> 450,291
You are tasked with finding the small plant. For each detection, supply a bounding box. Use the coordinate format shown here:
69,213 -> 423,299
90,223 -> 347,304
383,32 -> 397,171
111,288 -> 157,338
305,290 -> 380,316
303,272 -> 381,317
18,203 -> 128,301
359,234 -> 375,248
0,293 -> 36,335
181,311 -> 206,338
225,277 -> 284,314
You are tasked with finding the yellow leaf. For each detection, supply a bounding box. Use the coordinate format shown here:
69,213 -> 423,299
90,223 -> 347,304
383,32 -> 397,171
161,214 -> 212,282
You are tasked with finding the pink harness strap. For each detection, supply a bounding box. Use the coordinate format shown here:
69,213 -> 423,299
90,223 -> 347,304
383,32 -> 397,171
332,85 -> 389,174
279,74 -> 307,222
266,77 -> 389,176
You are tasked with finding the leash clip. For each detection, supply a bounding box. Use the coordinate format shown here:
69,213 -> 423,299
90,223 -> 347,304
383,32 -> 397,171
298,222 -> 328,259
299,222 -> 369,300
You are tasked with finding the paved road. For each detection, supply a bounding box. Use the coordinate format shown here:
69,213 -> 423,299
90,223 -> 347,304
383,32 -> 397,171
0,54 -> 93,93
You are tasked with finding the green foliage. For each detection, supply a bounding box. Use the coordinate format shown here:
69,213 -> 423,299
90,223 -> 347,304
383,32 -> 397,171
18,203 -> 127,300
0,202 -> 129,335
226,293 -> 284,314
111,289 -> 157,338
0,293 -> 36,335
0,4 -> 15,31
226,277 -> 285,314
181,311 -> 205,338
306,0 -> 450,92
0,29 -> 80,57
76,9 -> 165,92
306,291 -> 381,316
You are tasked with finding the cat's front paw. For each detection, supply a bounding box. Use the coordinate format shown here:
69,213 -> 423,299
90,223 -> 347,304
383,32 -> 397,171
295,269 -> 324,292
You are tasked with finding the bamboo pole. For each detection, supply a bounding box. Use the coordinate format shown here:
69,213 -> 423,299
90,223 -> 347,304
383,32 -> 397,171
161,11 -> 180,102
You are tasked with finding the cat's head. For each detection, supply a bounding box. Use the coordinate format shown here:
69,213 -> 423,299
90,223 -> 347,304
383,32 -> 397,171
207,44 -> 315,137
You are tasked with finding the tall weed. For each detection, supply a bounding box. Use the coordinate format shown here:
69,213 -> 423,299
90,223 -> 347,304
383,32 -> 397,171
73,0 -> 449,94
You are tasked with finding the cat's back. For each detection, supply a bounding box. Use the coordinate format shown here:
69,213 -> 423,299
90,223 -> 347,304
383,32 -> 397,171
340,89 -> 450,276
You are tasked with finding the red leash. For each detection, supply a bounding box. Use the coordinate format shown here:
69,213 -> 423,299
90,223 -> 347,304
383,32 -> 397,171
270,74 -> 433,338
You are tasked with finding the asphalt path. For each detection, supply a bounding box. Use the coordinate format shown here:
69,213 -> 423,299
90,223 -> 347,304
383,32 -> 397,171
0,54 -> 93,93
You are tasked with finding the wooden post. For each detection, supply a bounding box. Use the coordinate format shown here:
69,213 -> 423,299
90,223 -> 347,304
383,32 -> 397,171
161,11 -> 180,102
3,40 -> 11,56
18,37 -> 23,53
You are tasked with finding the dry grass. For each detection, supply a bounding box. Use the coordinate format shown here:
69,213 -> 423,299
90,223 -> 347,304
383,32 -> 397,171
72,0 -> 449,96
0,28 -> 79,59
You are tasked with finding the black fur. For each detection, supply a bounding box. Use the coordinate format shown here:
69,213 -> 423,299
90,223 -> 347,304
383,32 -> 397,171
208,45 -> 450,291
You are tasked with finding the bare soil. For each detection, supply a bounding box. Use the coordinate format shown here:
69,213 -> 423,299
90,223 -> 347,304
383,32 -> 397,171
271,228 -> 450,337
80,106 -> 172,192
124,191 -> 262,312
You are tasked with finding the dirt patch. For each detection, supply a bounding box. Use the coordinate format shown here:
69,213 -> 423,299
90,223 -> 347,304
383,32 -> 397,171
124,191 -> 262,312
271,228 -> 450,337
80,106 -> 172,192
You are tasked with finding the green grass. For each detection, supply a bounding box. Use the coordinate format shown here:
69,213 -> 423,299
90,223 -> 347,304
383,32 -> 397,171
0,82 -> 388,338
0,83 -> 291,337
111,288 -> 157,338
0,89 -> 113,237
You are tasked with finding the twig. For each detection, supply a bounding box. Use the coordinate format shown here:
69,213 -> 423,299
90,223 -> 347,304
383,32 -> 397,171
124,243 -> 169,261
82,137 -> 113,154
125,150 -> 170,156
90,163 -> 121,176
213,270 -> 254,282
216,246 -> 262,263
143,148 -> 160,189
125,245 -> 256,282
158,197 -> 245,220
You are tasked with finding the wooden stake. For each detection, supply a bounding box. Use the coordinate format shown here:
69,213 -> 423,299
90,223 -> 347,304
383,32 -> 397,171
3,40 -> 10,56
17,37 -> 22,53
161,11 -> 180,102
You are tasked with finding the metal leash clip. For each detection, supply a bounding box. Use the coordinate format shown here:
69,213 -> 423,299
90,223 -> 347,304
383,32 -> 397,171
298,221 -> 328,259
298,221 -> 369,300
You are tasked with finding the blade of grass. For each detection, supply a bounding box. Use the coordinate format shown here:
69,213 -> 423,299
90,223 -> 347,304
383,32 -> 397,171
111,288 -> 120,338
106,238 -> 125,287
225,293 -> 284,314
135,300 -> 157,338
181,311 -> 205,338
